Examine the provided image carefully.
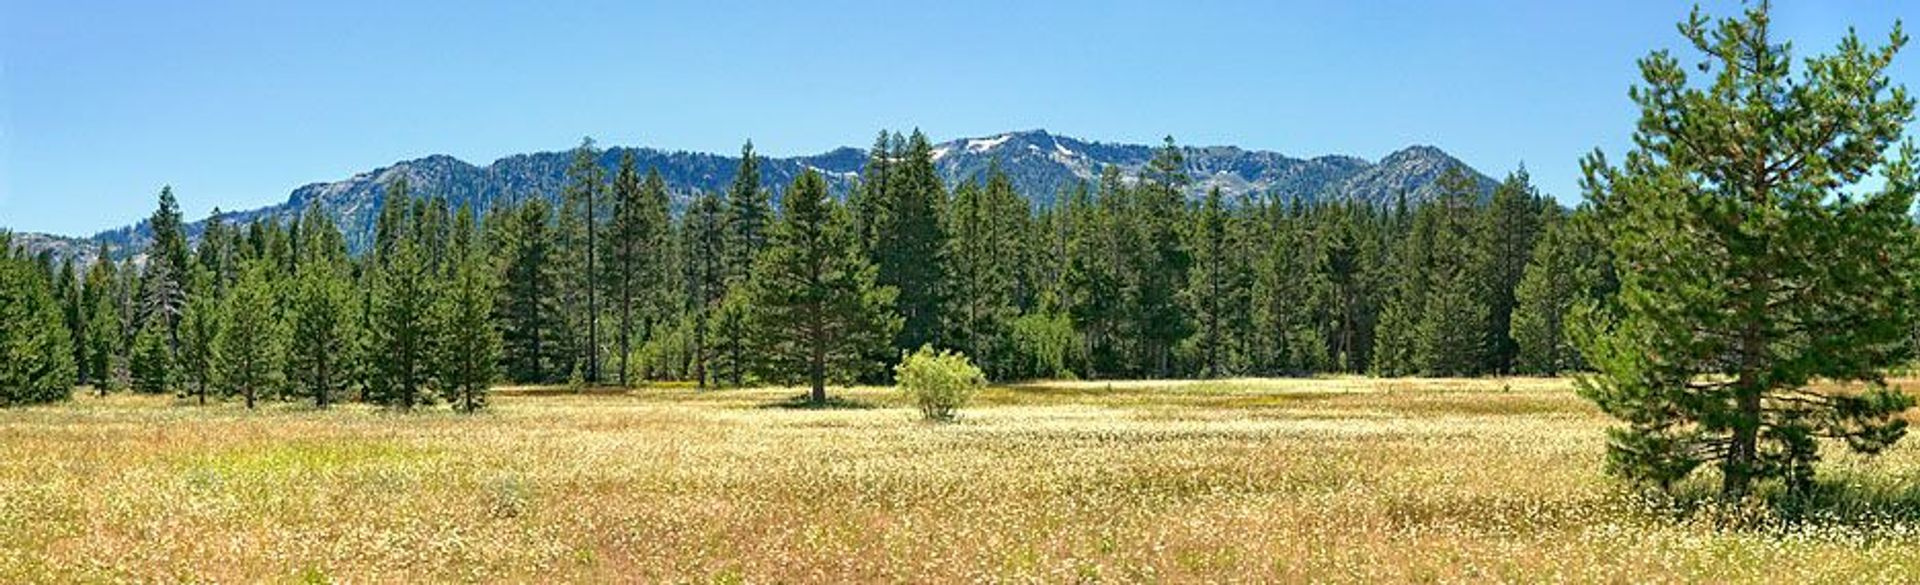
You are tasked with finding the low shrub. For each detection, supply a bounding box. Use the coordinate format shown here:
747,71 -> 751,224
894,346 -> 986,422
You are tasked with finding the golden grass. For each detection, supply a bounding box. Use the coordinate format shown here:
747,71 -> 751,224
4,378 -> 1920,582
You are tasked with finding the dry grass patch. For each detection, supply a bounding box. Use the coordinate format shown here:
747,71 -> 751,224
4,377 -> 1920,581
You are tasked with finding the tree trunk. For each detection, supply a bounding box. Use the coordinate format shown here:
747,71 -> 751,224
1723,384 -> 1761,499
810,337 -> 827,406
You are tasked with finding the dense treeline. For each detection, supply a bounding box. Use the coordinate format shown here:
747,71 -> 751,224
2,132 -> 1618,408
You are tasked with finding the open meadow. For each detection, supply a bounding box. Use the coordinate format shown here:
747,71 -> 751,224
6,378 -> 1920,583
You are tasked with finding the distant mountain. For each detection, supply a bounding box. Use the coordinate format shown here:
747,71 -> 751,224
13,129 -> 1494,260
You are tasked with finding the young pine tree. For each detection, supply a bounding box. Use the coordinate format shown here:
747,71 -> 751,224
1578,4 -> 1920,498
217,259 -> 284,409
438,207 -> 501,412
287,207 -> 357,408
177,267 -> 222,405
0,232 -> 76,406
369,233 -> 439,409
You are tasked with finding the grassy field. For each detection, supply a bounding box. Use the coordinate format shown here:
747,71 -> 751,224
5,378 -> 1920,582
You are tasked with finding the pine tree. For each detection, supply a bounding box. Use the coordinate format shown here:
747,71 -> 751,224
438,206 -> 500,412
177,266 -> 221,405
1185,187 -> 1233,378
683,191 -> 728,388
82,242 -> 118,391
742,170 -> 902,405
876,129 -> 948,358
217,259 -> 284,409
1254,204 -> 1328,374
562,138 -> 606,385
1511,206 -> 1593,375
145,186 -> 191,362
56,257 -> 86,387
719,141 -> 771,387
130,317 -> 173,394
605,152 -> 659,387
0,232 -> 76,406
287,206 -> 356,408
1578,4 -> 1920,497
497,197 -> 569,383
1132,136 -> 1193,377
369,234 -> 436,409
1412,169 -> 1491,376
368,189 -> 439,409
1479,169 -> 1546,373
943,168 -> 1023,379
1064,174 -> 1127,378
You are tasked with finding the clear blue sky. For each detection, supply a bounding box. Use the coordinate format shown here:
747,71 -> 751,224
3,1 -> 1915,236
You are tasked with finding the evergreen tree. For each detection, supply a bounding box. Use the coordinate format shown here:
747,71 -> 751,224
130,317 -> 173,394
82,242 -> 118,390
1132,136 -> 1193,377
438,207 -> 500,412
368,188 -> 440,409
683,190 -> 728,388
369,233 -> 437,409
0,232 -> 76,406
1185,187 -> 1234,377
1254,204 -> 1328,374
497,197 -> 569,383
602,152 -> 648,385
1578,4 -> 1920,497
1412,169 -> 1491,376
943,168 -> 1022,379
725,140 -> 771,282
56,257 -> 86,387
875,129 -> 948,358
1511,206 -> 1595,375
287,206 -> 356,408
144,186 -> 191,362
177,267 -> 221,405
217,259 -> 284,409
1479,169 -> 1546,373
1064,174 -> 1127,378
742,170 -> 902,405
562,138 -> 606,384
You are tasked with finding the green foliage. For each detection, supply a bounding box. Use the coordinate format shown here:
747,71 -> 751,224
1513,207 -> 1610,375
495,197 -> 570,384
604,152 -> 671,387
217,259 -> 285,409
743,169 -> 903,404
130,318 -> 173,394
1479,170 -> 1547,373
438,209 -> 500,413
367,181 -> 440,409
943,167 -> 1026,379
1005,311 -> 1078,381
872,130 -> 949,357
287,206 -> 356,408
0,233 -> 75,406
894,346 -> 986,422
1577,4 -> 1920,498
177,270 -> 222,404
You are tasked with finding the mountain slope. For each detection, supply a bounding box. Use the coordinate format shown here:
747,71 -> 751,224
18,130 -> 1496,259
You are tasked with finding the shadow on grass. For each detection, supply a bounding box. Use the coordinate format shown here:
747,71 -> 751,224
1632,477 -> 1920,532
757,394 -> 883,410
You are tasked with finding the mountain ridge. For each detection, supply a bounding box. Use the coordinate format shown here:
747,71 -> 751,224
13,129 -> 1497,261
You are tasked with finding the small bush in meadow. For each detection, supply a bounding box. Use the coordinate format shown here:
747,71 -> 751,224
895,346 -> 986,422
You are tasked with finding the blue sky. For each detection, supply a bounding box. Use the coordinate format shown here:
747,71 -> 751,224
2,1 -> 1915,236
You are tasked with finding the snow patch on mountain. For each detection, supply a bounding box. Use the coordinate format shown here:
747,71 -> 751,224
966,134 -> 1012,152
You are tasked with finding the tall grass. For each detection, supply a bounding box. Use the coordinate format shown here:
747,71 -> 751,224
1,379 -> 1917,581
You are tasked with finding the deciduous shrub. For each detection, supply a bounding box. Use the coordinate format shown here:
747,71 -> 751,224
894,346 -> 985,422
